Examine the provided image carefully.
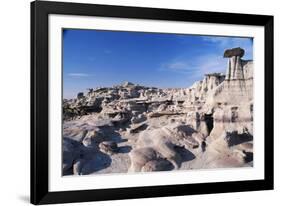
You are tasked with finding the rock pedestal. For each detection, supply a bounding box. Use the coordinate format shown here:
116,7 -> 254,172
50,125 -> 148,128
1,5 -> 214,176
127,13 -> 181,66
224,47 -> 245,80
226,56 -> 244,80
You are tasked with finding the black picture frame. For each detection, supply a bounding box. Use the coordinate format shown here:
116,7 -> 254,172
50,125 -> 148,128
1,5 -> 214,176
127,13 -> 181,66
31,0 -> 274,205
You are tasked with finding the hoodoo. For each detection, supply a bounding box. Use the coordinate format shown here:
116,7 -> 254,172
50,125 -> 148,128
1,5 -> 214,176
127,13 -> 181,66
224,47 -> 245,80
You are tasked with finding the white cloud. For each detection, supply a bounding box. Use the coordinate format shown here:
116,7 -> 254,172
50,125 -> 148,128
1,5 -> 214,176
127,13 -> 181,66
202,36 -> 253,59
202,36 -> 249,46
67,73 -> 92,77
196,54 -> 227,74
159,61 -> 197,74
160,53 -> 227,82
167,62 -> 188,70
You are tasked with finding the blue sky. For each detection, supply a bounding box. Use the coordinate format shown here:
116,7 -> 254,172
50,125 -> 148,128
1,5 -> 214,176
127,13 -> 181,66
63,29 -> 253,98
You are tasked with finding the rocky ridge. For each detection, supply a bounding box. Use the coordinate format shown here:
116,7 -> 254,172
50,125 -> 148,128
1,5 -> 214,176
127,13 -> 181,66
63,47 -> 254,175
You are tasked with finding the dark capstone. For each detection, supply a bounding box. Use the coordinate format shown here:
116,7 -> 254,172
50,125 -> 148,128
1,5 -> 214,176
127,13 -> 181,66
223,47 -> 245,58
77,92 -> 84,99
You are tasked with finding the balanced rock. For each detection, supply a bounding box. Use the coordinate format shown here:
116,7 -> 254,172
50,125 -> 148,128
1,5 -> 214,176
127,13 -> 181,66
223,47 -> 245,58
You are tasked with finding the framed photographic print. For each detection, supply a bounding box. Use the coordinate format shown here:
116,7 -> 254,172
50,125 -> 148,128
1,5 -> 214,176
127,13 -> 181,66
31,0 -> 274,204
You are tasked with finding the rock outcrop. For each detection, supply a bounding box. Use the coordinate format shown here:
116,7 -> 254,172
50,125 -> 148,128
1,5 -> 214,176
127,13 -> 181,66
62,47 -> 253,176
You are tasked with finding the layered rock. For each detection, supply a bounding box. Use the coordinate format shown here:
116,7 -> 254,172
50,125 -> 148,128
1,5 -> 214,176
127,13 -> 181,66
206,47 -> 253,142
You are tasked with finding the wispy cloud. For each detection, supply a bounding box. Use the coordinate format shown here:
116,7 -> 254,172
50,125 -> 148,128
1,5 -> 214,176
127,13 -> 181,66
202,36 -> 253,59
103,49 -> 112,54
159,53 -> 227,82
160,35 -> 253,83
67,73 -> 93,77
196,54 -> 227,74
166,62 -> 189,71
159,61 -> 197,74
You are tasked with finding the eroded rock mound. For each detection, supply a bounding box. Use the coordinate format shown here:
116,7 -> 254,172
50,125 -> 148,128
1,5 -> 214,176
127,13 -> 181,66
128,123 -> 201,172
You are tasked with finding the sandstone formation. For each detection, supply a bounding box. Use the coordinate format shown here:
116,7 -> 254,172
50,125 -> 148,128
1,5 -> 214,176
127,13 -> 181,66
63,47 -> 253,175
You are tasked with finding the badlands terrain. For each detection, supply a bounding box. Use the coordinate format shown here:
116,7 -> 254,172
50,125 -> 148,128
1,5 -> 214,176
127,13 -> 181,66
63,47 -> 254,175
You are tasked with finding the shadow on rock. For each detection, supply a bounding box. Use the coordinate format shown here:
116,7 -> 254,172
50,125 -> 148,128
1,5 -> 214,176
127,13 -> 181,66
63,137 -> 83,175
118,145 -> 132,153
63,136 -> 113,175
175,146 -> 196,162
63,126 -> 132,175
225,131 -> 253,147
78,151 -> 112,175
110,133 -> 128,144
243,151 -> 253,163
142,159 -> 174,172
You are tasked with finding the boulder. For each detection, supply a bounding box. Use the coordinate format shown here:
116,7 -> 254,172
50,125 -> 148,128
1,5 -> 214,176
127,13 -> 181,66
62,138 -> 81,174
99,141 -> 119,155
128,122 -> 148,134
131,114 -> 146,124
82,129 -> 104,148
141,159 -> 173,172
128,147 -> 160,172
